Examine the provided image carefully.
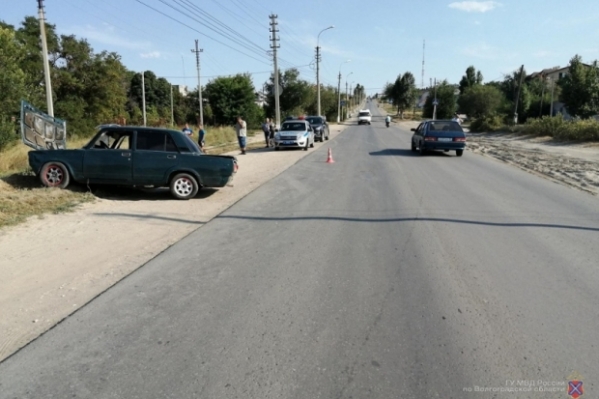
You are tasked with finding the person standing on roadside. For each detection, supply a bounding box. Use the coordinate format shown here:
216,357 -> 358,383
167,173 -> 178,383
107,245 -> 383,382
268,118 -> 276,147
235,116 -> 247,154
198,124 -> 206,153
262,118 -> 273,148
182,123 -> 193,137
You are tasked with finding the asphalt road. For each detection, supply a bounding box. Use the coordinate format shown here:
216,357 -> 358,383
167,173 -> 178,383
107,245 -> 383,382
1,103 -> 598,398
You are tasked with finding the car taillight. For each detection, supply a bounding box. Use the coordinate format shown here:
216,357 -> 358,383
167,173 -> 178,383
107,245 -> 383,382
233,161 -> 239,173
453,137 -> 466,142
424,136 -> 437,141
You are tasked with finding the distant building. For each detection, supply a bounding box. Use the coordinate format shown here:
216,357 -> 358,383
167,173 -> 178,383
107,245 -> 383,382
173,85 -> 189,97
529,63 -> 593,118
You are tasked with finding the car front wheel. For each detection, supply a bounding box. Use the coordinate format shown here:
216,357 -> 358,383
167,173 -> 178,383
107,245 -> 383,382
170,173 -> 199,200
419,142 -> 426,156
411,140 -> 417,152
40,162 -> 70,188
456,149 -> 464,157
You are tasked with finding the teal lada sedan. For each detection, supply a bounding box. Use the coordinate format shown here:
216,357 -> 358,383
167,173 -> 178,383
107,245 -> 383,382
24,125 -> 238,200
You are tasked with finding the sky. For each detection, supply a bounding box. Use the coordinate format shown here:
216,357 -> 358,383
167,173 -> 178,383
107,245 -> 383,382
3,0 -> 599,96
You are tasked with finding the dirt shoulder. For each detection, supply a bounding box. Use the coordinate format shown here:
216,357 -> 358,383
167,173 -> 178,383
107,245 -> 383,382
466,132 -> 599,196
0,123 -> 349,362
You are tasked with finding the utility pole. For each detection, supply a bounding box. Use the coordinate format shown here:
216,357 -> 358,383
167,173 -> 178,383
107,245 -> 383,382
191,40 -> 204,126
141,71 -> 146,126
337,71 -> 342,123
513,64 -> 525,125
269,15 -> 281,129
316,46 -> 321,116
421,39 -> 425,89
37,0 -> 54,116
539,76 -> 546,117
170,84 -> 174,127
433,78 -> 438,120
316,26 -> 334,117
550,77 -> 556,117
345,81 -> 349,119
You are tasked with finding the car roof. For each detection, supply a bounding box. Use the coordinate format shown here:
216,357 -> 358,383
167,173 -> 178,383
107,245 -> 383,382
99,126 -> 181,134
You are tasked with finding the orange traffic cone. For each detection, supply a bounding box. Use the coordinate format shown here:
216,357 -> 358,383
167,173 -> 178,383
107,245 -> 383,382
326,148 -> 335,163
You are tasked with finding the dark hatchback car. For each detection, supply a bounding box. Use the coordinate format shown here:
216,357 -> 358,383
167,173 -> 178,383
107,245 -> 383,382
411,120 -> 466,157
24,125 -> 238,200
305,116 -> 330,142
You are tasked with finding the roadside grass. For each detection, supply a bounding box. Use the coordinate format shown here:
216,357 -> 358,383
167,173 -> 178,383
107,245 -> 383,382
0,126 -> 260,229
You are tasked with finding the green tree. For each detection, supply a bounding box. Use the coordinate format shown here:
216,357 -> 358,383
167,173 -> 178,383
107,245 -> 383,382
423,80 -> 457,119
204,73 -> 261,126
386,72 -> 417,118
459,66 -> 483,95
13,17 -> 61,110
559,55 -> 599,118
458,85 -> 504,119
501,67 -> 531,123
264,68 -> 314,117
0,26 -> 27,149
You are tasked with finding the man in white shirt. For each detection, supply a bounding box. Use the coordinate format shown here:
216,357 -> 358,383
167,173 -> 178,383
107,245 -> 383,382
235,116 -> 247,154
452,113 -> 462,125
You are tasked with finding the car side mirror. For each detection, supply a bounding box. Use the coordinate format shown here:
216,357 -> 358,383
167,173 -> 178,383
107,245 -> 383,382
410,128 -> 416,132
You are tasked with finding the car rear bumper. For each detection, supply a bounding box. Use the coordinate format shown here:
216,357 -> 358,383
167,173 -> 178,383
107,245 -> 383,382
423,142 -> 466,151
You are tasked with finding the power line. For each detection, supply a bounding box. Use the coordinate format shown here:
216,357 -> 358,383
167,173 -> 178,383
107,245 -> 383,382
207,0 -> 268,39
134,0 -> 270,65
174,0 -> 267,56
159,0 -> 268,60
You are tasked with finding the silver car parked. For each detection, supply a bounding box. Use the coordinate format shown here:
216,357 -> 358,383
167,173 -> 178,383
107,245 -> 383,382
274,120 -> 315,151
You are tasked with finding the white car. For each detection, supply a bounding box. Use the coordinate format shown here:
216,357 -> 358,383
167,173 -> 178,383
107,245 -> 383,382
274,120 -> 315,151
358,109 -> 372,125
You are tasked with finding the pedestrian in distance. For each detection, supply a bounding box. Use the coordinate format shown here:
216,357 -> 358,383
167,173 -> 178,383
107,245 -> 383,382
268,119 -> 276,147
182,123 -> 193,137
262,118 -> 272,148
452,113 -> 463,126
198,123 -> 206,153
235,116 -> 247,155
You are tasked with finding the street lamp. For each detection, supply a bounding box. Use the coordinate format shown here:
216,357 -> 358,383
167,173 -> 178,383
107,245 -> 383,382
337,59 -> 351,123
316,25 -> 334,117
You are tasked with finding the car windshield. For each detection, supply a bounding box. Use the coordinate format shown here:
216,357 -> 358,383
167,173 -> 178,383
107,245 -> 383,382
281,122 -> 306,131
427,121 -> 463,132
306,117 -> 323,125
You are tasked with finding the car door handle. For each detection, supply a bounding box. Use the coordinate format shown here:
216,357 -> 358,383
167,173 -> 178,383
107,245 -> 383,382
121,152 -> 131,157
167,155 -> 177,159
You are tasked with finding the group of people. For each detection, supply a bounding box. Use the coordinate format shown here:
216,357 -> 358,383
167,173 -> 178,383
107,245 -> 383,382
181,116 -> 276,156
182,123 -> 206,152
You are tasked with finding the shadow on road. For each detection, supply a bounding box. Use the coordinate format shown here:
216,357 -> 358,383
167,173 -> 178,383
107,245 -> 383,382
369,149 -> 418,157
93,212 -> 205,225
217,214 -> 599,233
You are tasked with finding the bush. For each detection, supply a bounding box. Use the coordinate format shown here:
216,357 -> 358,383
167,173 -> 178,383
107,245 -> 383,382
469,115 -> 503,132
522,115 -> 566,137
522,115 -> 599,140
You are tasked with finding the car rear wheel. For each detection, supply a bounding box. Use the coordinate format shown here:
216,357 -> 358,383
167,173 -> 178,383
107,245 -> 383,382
170,173 -> 199,200
40,162 -> 70,188
310,140 -> 314,148
325,133 -> 329,141
419,143 -> 426,156
304,141 -> 309,151
275,146 -> 280,151
456,149 -> 464,157
411,140 -> 417,152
